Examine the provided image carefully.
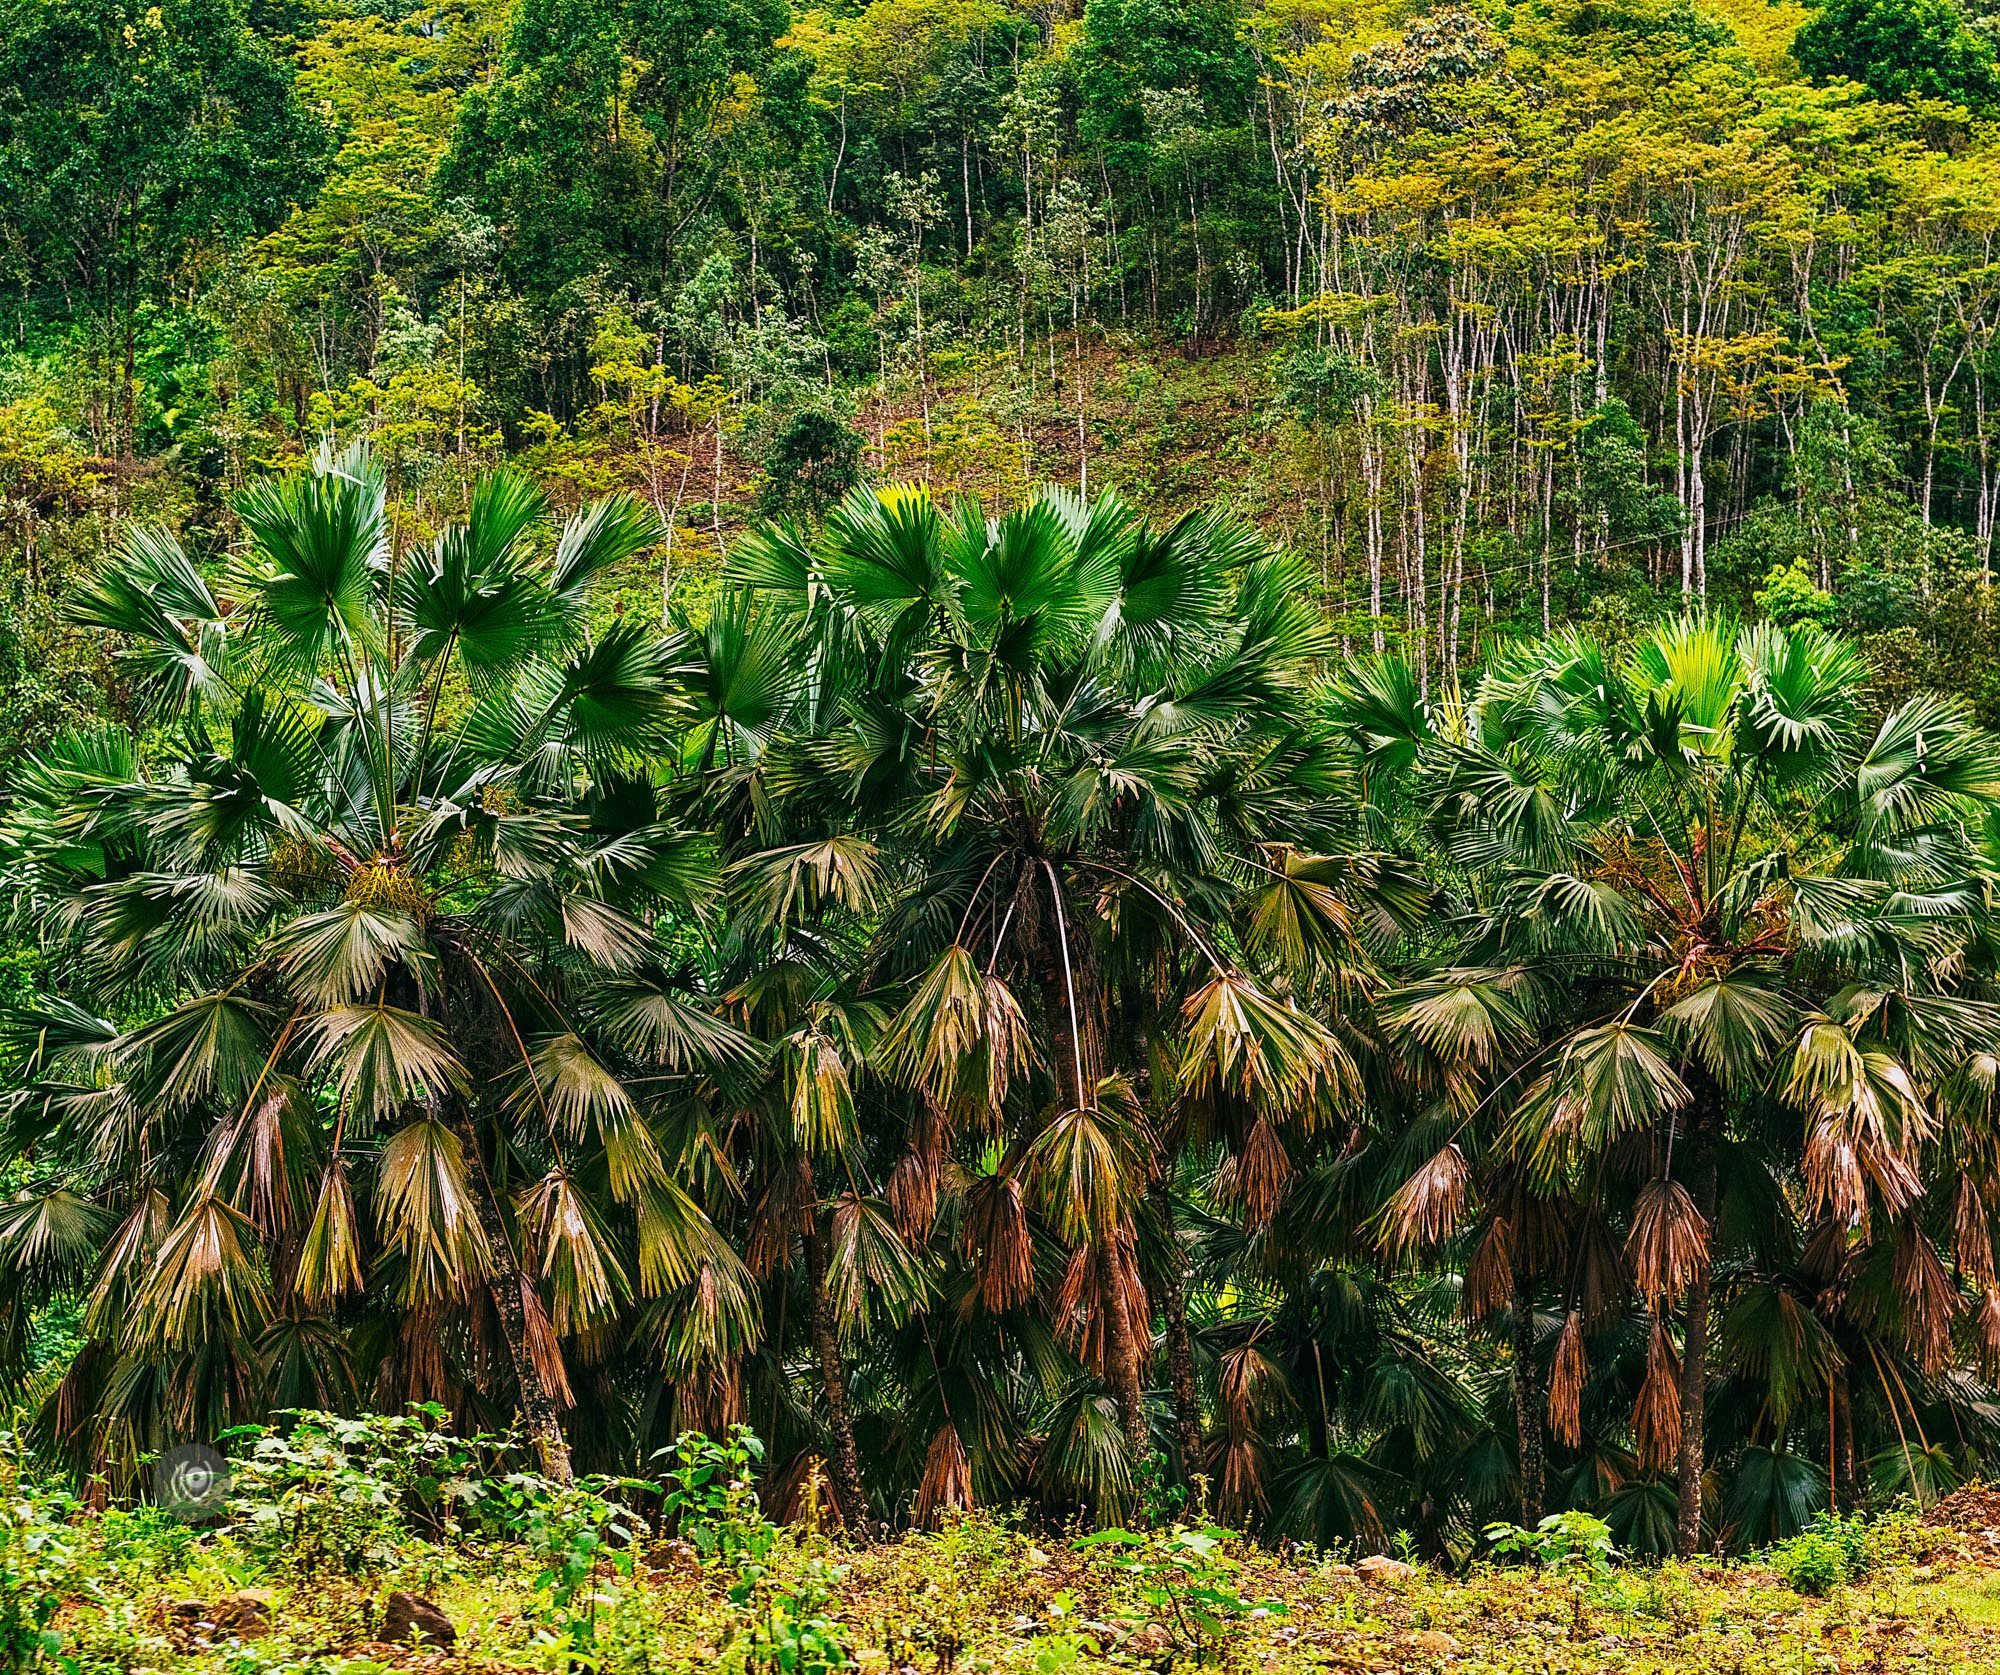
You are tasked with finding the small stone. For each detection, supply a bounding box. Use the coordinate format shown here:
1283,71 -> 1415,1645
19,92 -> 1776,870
217,1589 -> 273,1638
382,1591 -> 456,1647
1357,1554 -> 1416,1584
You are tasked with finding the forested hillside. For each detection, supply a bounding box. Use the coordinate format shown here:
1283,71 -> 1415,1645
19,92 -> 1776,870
6,0 -> 2000,723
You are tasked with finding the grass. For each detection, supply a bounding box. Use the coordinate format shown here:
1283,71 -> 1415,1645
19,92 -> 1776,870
37,1498 -> 2000,1675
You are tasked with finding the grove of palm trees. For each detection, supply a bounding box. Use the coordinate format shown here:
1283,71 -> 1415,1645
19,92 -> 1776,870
12,439 -> 2000,1612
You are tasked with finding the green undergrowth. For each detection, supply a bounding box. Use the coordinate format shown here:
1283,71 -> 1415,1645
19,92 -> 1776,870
12,1416 -> 2000,1675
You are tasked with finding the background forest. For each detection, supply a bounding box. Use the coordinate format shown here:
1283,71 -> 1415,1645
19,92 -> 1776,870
10,0 -> 2000,1570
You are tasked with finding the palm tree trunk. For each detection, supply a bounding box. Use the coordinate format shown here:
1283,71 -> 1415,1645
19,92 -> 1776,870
1832,1361 -> 1859,1512
1150,1185 -> 1203,1480
1104,1242 -> 1154,1481
447,1104 -> 573,1484
1510,1260 -> 1545,1524
1675,1088 -> 1722,1558
805,1220 -> 868,1528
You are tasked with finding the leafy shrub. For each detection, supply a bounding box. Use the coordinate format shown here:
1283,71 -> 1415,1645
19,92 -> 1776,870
1770,1529 -> 1847,1596
0,1437 -> 73,1672
224,1407 -> 494,1576
1764,1509 -> 1922,1595
743,1556 -> 850,1675
1076,1525 -> 1287,1664
657,1425 -> 775,1567
1485,1511 -> 1617,1577
489,1473 -> 637,1652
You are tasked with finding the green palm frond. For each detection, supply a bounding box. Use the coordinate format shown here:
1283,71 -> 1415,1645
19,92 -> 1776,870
518,1169 -> 629,1336
825,1191 -> 934,1336
294,1164 -> 364,1309
593,978 -> 763,1074
0,1187 -> 110,1284
130,1197 -> 273,1351
68,523 -> 229,717
269,899 -> 427,1007
374,1117 -> 493,1305
1179,972 -> 1354,1117
233,440 -> 388,675
1026,1103 -> 1143,1242
877,945 -> 1030,1118
1659,978 -> 1791,1094
307,1002 -> 468,1129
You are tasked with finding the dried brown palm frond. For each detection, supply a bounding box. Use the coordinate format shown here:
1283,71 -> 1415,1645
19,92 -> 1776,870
1624,1178 -> 1709,1308
1574,1213 -> 1631,1330
961,1173 -> 1034,1313
1893,1224 -> 1958,1374
1219,1435 -> 1272,1524
1978,1287 -> 2000,1378
1463,1215 -> 1512,1320
764,1451 -> 844,1529
1800,1215 -> 1856,1289
1803,1120 -> 1868,1225
914,1423 -> 974,1527
1548,1310 -> 1587,1450
519,1278 -> 575,1409
197,1078 -> 313,1239
672,1359 -> 745,1439
1631,1320 -> 1682,1475
1378,1142 -> 1471,1260
1053,1234 -> 1149,1383
1957,1176 -> 1996,1288
85,1190 -> 172,1340
885,1148 -> 942,1241
747,1156 -> 813,1277
1055,1244 -> 1107,1374
1235,1115 -> 1295,1232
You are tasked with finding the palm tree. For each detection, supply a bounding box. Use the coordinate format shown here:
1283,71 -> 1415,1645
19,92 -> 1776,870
703,484 -> 1401,1510
0,443 -> 756,1484
1348,618 -> 2000,1554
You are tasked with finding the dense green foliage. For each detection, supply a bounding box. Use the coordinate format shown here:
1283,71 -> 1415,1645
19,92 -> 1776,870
6,0 -> 2000,712
15,0 -> 2000,1574
9,451 -> 2000,1564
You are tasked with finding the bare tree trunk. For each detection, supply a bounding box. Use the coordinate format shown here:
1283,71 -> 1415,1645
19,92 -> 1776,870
1675,1088 -> 1722,1557
1832,1363 -> 1859,1512
1103,1238 -> 1153,1485
806,1220 -> 868,1528
1511,1259 -> 1545,1525
447,1104 -> 573,1484
1150,1184 -> 1202,1480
